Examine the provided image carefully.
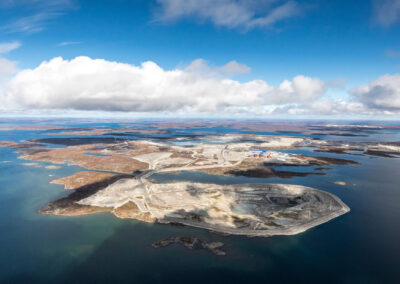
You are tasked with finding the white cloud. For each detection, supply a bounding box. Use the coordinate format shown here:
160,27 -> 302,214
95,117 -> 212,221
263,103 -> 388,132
154,0 -> 301,30
218,60 -> 251,76
269,75 -> 400,116
0,58 -> 17,76
306,98 -> 366,115
0,41 -> 20,81
266,75 -> 325,104
4,57 -> 400,117
58,41 -> 81,46
265,98 -> 369,117
0,41 -> 21,54
2,13 -> 50,33
184,58 -> 251,77
351,74 -> 400,111
184,58 -> 218,76
0,0 -> 76,33
6,56 -> 270,112
246,1 -> 299,28
373,0 -> 400,27
5,56 -> 327,114
6,56 -> 400,117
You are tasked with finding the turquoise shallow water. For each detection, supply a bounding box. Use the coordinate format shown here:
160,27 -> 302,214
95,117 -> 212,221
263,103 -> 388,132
0,121 -> 400,283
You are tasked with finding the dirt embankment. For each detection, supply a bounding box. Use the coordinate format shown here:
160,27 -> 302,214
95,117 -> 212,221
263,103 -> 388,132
51,171 -> 119,190
39,174 -> 131,216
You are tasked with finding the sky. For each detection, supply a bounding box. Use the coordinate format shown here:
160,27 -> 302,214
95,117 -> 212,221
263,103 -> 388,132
0,0 -> 400,119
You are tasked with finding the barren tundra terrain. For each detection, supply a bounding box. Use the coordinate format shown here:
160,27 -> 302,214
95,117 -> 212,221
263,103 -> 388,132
2,121 -> 399,237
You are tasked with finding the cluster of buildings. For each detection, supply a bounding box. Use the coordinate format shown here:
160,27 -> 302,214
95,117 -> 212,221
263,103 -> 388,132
249,149 -> 273,159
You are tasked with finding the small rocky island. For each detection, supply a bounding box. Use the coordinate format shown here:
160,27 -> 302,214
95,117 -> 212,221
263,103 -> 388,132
152,237 -> 226,256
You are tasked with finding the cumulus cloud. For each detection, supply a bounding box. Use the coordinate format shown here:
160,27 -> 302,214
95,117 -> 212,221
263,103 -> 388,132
154,0 -> 301,30
273,74 -> 400,116
266,98 -> 368,117
306,98 -> 366,115
0,58 -> 17,76
184,58 -> 251,77
5,57 -> 400,117
351,74 -> 400,111
5,56 -> 327,113
218,60 -> 251,76
373,0 -> 400,27
6,56 -> 400,117
266,75 -> 325,104
6,56 -> 271,112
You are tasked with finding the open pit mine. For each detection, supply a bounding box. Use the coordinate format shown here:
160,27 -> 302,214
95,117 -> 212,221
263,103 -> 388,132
0,131 -> 363,237
73,179 -> 350,237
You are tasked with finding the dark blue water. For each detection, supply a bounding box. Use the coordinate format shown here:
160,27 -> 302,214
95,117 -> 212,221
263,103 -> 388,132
0,121 -> 399,283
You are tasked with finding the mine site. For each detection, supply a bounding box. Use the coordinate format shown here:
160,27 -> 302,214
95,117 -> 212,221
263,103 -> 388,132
2,121 -> 399,239
3,2 -> 400,282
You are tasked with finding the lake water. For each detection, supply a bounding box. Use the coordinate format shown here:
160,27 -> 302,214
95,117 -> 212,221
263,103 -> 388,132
0,120 -> 399,283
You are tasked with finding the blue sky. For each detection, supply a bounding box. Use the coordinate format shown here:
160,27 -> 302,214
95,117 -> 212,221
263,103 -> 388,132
0,0 -> 400,118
